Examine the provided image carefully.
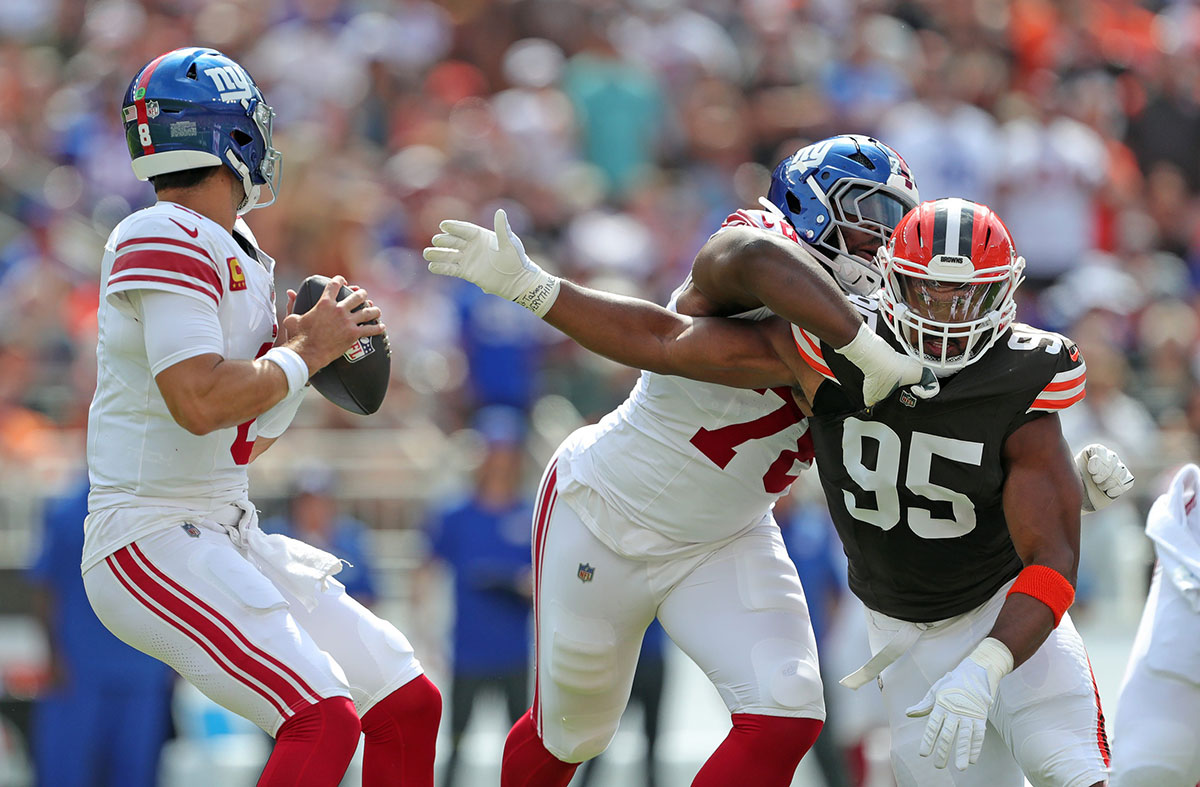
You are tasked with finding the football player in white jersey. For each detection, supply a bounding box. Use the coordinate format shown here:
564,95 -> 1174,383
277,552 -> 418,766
1109,463 -> 1200,787
426,138 -> 1133,787
83,48 -> 440,787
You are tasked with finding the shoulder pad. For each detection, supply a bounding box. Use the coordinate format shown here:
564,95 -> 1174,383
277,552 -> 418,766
718,209 -> 800,243
1005,325 -> 1086,414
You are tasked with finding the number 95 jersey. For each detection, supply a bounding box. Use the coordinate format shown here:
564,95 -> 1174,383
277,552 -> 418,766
87,203 -> 277,522
796,297 -> 1086,623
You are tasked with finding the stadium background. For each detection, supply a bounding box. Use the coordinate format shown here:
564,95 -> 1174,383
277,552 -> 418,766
0,0 -> 1196,784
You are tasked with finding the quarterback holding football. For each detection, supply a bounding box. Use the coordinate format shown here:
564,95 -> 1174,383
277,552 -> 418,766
82,47 -> 439,786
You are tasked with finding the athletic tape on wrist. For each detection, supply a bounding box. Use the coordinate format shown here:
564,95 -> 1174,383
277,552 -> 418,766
1006,565 -> 1075,627
255,385 -> 306,439
262,346 -> 309,396
515,275 -> 561,318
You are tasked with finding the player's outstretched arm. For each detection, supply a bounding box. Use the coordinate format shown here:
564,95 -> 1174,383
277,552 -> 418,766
425,210 -> 935,404
904,413 -> 1082,772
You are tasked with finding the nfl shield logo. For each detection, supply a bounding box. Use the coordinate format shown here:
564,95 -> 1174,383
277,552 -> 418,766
577,563 -> 594,583
181,522 -> 201,538
899,390 -> 917,408
343,336 -> 374,363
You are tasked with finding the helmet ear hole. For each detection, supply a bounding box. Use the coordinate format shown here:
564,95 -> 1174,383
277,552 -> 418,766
231,129 -> 253,146
786,192 -> 804,214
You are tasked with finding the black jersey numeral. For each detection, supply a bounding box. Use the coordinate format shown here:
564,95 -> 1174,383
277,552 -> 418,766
841,418 -> 983,538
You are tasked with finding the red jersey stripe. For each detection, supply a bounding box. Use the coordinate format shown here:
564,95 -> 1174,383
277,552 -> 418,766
1030,389 -> 1086,411
792,333 -> 836,381
113,249 -> 223,293
108,273 -> 220,306
1041,372 -> 1087,393
117,235 -> 215,262
133,52 -> 171,155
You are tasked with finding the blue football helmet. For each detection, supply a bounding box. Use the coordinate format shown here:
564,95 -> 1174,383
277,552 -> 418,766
121,47 -> 282,214
764,134 -> 919,296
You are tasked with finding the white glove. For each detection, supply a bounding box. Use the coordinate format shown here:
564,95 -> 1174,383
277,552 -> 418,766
423,208 -> 561,317
1075,443 -> 1134,513
835,322 -> 940,407
906,637 -> 1013,771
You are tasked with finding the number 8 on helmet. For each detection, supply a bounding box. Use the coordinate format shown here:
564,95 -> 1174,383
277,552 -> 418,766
121,47 -> 282,214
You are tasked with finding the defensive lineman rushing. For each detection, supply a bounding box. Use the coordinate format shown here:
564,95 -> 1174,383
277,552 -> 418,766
426,136 -> 1132,786
83,48 -> 440,786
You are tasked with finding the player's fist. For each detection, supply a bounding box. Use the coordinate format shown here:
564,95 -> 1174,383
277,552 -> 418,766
424,209 -> 561,316
288,275 -> 385,374
836,322 -> 940,407
1076,443 -> 1134,513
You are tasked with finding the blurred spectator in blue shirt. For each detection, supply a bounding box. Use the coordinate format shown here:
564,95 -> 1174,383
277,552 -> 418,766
454,281 -> 547,411
262,465 -> 378,606
422,406 -> 534,787
29,477 -> 174,787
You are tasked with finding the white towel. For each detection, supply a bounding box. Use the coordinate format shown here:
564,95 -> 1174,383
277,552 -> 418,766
208,500 -> 345,612
1146,464 -> 1200,613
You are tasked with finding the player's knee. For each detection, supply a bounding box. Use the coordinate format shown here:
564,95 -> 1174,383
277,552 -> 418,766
279,696 -> 361,747
742,639 -> 824,715
549,621 -> 618,696
544,730 -> 614,764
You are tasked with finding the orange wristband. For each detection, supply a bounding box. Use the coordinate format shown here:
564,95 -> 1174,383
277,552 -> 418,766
1007,565 -> 1075,627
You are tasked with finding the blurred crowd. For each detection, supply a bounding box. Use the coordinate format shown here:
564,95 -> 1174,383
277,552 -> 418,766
2,0 -> 1200,490
2,0 -> 1200,783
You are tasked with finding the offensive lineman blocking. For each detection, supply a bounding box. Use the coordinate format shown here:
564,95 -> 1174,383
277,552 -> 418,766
427,136 -> 1131,786
83,48 -> 440,786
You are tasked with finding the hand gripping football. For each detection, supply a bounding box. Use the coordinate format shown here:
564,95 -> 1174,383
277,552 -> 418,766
291,275 -> 391,415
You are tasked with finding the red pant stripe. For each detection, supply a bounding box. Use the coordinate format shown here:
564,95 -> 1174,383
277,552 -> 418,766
112,545 -> 320,715
128,542 -> 321,704
530,462 -> 558,738
1086,657 -> 1111,767
106,549 -> 295,717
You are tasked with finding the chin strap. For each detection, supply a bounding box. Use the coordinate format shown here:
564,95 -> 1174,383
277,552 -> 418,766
225,148 -> 263,214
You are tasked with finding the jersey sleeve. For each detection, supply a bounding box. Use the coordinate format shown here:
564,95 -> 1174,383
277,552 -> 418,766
1025,340 -> 1086,415
105,211 -> 227,315
1006,330 -> 1086,433
790,324 -> 839,383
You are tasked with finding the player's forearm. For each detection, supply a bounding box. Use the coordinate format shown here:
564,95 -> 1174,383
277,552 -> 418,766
544,282 -> 794,388
159,355 -> 290,435
996,417 -> 1082,667
543,281 -> 693,375
984,568 -> 1071,667
699,230 -> 862,348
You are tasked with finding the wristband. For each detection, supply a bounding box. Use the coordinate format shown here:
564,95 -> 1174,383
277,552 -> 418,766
262,346 -> 309,396
515,274 -> 561,318
1007,565 -> 1075,627
255,385 -> 306,439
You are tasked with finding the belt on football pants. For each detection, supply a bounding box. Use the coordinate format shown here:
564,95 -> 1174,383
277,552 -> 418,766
840,623 -> 923,690
199,500 -> 345,612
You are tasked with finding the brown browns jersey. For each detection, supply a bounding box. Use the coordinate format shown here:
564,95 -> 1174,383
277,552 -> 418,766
792,295 -> 1086,622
